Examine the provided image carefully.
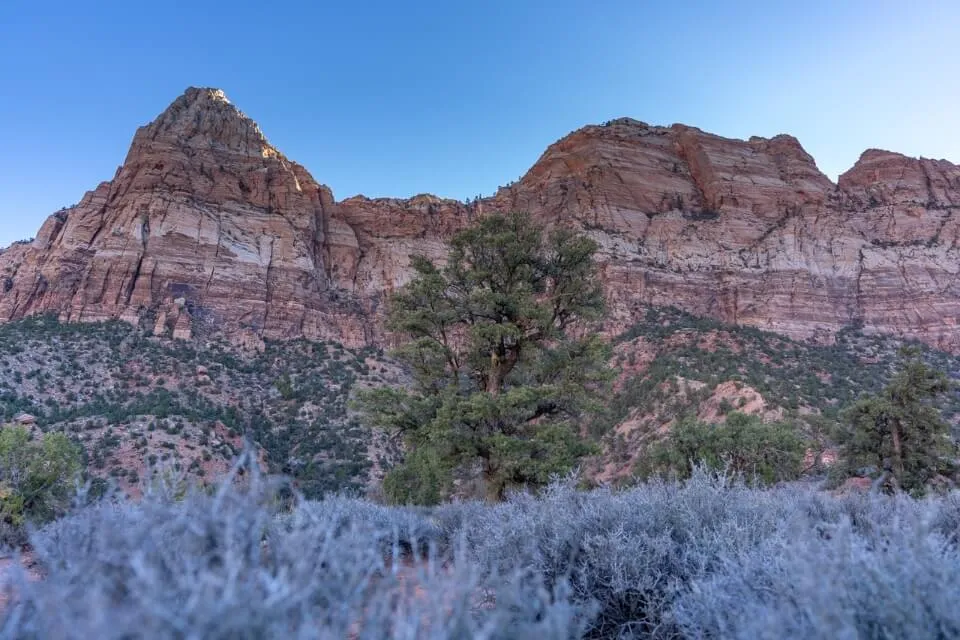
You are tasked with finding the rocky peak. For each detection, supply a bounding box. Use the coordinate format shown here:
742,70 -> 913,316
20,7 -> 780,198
2,90 -> 960,353
128,87 -> 277,160
603,117 -> 650,128
752,133 -> 823,168
0,87 -> 369,348
839,148 -> 960,211
838,148 -> 910,190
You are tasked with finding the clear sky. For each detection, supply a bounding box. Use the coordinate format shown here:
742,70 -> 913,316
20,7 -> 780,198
1,0 -> 958,247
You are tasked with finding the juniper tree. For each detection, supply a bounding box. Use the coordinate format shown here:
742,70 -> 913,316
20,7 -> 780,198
636,412 -> 807,485
836,348 -> 955,495
357,211 -> 610,503
0,425 -> 83,546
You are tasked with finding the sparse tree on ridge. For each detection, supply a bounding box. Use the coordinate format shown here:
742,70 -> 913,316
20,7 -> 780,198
356,211 -> 611,504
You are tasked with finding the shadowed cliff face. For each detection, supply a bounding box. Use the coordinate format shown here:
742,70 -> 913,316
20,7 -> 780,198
2,90 -> 960,351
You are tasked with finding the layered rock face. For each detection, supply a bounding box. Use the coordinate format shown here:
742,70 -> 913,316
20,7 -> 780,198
483,120 -> 960,350
0,89 -> 371,345
2,91 -> 959,351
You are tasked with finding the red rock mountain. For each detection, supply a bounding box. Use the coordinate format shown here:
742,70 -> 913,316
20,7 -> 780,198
2,88 -> 959,350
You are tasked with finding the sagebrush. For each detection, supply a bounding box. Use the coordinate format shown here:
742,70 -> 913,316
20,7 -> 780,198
3,461 -> 960,639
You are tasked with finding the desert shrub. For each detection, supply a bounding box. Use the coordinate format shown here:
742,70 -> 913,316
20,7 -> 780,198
0,426 -> 82,548
435,469 -> 803,637
1,455 -> 594,639
433,471 -> 960,638
672,494 -> 960,638
636,412 -> 807,484
5,459 -> 960,638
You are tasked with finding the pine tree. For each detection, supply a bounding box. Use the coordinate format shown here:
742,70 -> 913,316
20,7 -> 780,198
837,348 -> 955,494
356,212 -> 610,503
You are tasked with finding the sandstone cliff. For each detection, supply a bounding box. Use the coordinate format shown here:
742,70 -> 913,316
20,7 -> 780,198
0,89 -> 373,345
2,90 -> 959,351
485,120 -> 960,351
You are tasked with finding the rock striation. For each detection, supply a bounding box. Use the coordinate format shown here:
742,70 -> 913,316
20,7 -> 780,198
484,120 -> 960,351
2,91 -> 960,351
0,89 -> 371,345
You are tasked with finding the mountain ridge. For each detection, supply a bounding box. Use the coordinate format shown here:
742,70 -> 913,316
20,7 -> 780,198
2,87 -> 959,351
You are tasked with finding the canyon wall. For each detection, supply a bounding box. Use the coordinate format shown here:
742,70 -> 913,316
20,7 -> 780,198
2,90 -> 958,350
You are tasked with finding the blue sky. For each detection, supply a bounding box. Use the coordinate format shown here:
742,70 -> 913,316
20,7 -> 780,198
1,0 -> 958,247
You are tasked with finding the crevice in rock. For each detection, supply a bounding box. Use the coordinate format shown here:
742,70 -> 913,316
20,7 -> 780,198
853,248 -> 866,326
125,254 -> 145,305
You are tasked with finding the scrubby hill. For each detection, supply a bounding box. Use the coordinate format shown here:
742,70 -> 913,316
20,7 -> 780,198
592,307 -> 960,483
0,316 -> 398,497
3,308 -> 959,496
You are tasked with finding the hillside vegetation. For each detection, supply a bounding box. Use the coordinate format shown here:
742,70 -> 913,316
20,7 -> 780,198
594,306 -> 960,483
3,279 -> 960,505
2,303 -> 959,505
613,306 -> 960,423
0,316 -> 396,499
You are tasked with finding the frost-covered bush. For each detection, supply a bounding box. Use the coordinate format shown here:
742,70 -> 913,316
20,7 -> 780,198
434,470 -> 960,639
673,493 -> 960,639
436,470 -> 805,637
1,456 -> 592,639
4,461 -> 960,639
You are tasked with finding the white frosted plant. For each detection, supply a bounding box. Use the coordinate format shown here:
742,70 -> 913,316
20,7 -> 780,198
3,459 -> 960,639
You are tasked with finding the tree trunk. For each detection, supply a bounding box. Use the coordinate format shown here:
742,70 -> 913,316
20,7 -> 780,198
891,420 -> 905,484
486,347 -> 519,396
482,458 -> 504,502
870,470 -> 890,494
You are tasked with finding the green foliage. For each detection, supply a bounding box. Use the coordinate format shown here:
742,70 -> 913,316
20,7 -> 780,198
835,348 -> 956,495
0,316 -> 381,499
274,373 -> 295,400
0,425 -> 83,541
381,447 -> 451,506
637,412 -> 807,485
358,212 -> 610,503
610,306 -> 960,432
